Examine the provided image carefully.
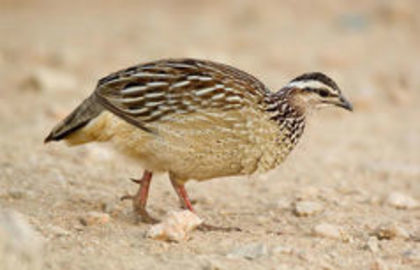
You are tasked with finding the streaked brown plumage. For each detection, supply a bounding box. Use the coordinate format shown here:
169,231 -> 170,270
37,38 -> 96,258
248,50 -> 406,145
45,58 -> 352,227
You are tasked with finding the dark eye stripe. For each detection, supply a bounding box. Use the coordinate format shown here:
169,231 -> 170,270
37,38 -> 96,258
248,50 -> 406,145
303,87 -> 338,98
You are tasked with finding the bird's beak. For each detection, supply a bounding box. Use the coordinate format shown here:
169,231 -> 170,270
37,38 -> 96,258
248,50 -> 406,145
336,95 -> 353,111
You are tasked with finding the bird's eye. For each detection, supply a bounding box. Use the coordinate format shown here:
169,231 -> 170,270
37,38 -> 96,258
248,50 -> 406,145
318,89 -> 329,97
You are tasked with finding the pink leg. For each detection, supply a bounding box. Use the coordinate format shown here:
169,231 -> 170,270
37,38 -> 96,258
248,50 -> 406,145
169,174 -> 241,232
121,170 -> 158,223
170,177 -> 195,212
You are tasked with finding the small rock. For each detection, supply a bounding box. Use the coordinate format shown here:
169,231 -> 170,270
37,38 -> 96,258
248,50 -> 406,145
0,210 -> 43,270
21,67 -> 77,92
365,236 -> 380,253
374,223 -> 410,240
45,225 -> 70,237
146,210 -> 202,242
385,192 -> 419,209
227,242 -> 268,260
313,223 -> 344,240
79,212 -> 110,226
294,201 -> 323,217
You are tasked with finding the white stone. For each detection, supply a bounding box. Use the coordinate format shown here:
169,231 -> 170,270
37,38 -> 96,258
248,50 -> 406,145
313,223 -> 343,240
46,225 -> 70,237
385,192 -> 419,209
366,236 -> 380,253
146,210 -> 202,242
294,201 -> 323,217
227,242 -> 268,260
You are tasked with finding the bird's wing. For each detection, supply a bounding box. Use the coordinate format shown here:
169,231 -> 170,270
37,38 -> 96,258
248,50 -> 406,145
94,58 -> 269,133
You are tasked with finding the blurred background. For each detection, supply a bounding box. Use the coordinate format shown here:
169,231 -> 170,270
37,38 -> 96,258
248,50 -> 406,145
1,0 -> 419,269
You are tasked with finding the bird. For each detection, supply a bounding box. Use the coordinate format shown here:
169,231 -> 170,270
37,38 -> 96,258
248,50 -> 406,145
45,58 -> 352,228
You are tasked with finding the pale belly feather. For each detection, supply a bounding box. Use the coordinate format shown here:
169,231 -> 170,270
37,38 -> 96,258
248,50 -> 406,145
66,108 -> 287,183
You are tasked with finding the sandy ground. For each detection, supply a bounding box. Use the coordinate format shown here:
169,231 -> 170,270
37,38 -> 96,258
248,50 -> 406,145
1,0 -> 420,269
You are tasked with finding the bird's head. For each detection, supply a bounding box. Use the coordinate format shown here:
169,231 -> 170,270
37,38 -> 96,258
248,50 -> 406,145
280,72 -> 353,112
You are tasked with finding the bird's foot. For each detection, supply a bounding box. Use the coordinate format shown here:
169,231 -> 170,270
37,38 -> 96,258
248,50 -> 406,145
121,194 -> 159,224
121,172 -> 158,224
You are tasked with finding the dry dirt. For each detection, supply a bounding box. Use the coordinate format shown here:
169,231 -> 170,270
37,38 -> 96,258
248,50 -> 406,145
1,0 -> 420,269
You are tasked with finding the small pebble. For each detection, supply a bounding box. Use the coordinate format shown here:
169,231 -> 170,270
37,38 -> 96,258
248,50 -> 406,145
385,192 -> 419,209
374,223 -> 410,240
146,210 -> 202,242
313,223 -> 343,240
45,225 -> 70,237
227,242 -> 268,260
79,212 -> 110,226
294,201 -> 323,217
366,236 -> 380,253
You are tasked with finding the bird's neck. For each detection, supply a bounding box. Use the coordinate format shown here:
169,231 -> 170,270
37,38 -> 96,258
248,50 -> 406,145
264,89 -> 306,147
266,88 -> 306,120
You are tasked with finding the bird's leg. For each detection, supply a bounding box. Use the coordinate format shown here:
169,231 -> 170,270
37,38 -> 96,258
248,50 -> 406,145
169,177 -> 195,212
169,175 -> 241,232
121,170 -> 158,224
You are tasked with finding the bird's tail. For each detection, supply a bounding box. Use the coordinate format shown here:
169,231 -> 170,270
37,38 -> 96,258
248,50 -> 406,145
44,94 -> 103,143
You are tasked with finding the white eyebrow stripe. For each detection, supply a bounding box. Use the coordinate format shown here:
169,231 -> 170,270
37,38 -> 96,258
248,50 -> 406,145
121,86 -> 148,94
287,80 -> 331,90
